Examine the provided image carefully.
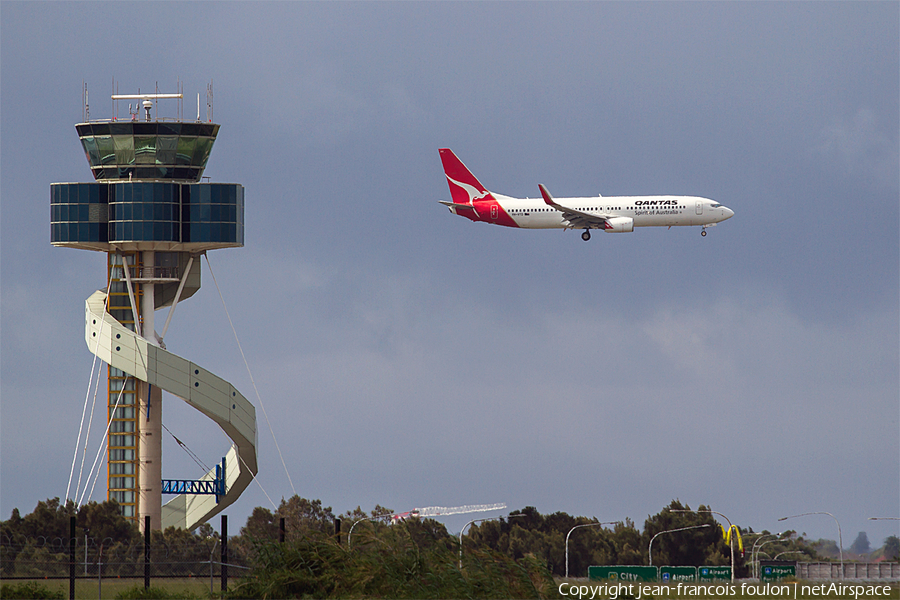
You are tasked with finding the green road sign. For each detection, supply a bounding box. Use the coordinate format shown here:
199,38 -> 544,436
761,565 -> 795,581
698,565 -> 731,581
660,566 -> 698,582
588,566 -> 659,583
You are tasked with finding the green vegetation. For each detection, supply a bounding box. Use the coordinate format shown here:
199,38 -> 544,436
2,497 -> 897,599
229,528 -> 556,599
229,498 -> 558,598
465,500 -> 821,578
0,579 -> 212,600
113,584 -> 201,599
885,536 -> 900,562
0,581 -> 64,599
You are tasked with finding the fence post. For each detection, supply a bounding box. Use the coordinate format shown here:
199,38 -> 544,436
220,514 -> 228,592
97,543 -> 103,600
280,517 -> 285,543
144,515 -> 150,589
210,539 -> 218,597
335,518 -> 341,545
69,516 -> 76,600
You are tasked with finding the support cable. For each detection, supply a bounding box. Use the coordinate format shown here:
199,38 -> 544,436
204,254 -> 296,495
79,376 -> 127,507
74,358 -> 105,503
162,422 -> 211,474
67,274 -> 113,502
238,450 -> 277,511
159,255 -> 194,342
84,446 -> 107,507
121,255 -> 142,337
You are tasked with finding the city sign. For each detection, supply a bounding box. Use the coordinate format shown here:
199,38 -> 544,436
588,566 -> 659,582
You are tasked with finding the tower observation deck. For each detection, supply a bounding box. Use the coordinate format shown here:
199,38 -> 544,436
52,83 -> 257,531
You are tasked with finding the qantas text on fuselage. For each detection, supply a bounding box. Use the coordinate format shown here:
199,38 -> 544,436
438,148 -> 734,241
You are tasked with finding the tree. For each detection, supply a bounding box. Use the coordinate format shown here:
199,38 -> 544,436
0,497 -> 139,577
0,498 -> 137,547
1,498 -> 76,542
238,506 -> 278,541
811,538 -> 840,559
276,496 -> 337,539
465,507 -> 642,576
400,517 -> 452,552
229,529 -> 556,599
77,500 -> 138,545
883,536 -> 899,562
850,531 -> 871,555
641,500 -> 730,568
611,519 -> 644,565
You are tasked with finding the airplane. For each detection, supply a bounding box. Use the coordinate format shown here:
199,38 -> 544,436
438,148 -> 733,241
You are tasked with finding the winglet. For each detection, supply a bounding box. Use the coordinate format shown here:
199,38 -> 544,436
538,184 -> 559,208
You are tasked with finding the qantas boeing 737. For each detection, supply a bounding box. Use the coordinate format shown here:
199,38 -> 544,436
438,148 -> 733,241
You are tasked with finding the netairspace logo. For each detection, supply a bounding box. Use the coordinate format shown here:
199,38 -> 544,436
558,582 -> 895,600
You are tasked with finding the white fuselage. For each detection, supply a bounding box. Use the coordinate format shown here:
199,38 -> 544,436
437,147 -> 734,238
492,193 -> 733,230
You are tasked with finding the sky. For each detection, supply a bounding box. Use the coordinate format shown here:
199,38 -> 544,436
1,2 -> 898,550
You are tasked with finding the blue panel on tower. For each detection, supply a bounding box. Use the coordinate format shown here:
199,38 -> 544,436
51,182 -> 243,250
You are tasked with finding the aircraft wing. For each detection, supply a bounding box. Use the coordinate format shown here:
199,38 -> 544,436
538,184 -> 612,229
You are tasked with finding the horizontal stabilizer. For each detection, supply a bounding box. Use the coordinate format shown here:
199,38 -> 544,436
438,200 -> 477,210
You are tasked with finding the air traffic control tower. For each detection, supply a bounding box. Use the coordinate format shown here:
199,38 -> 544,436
51,84 -> 257,531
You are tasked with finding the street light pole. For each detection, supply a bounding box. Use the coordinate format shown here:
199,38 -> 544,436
745,533 -> 770,579
348,513 -> 392,549
648,524 -> 711,567
565,521 -> 617,579
749,533 -> 783,579
778,512 -> 843,578
773,551 -> 804,560
756,538 -> 785,578
672,509 -> 737,581
459,514 -> 525,570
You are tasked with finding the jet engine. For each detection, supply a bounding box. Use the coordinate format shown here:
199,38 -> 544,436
603,216 -> 634,233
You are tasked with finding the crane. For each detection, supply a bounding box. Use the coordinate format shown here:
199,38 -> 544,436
391,503 -> 506,522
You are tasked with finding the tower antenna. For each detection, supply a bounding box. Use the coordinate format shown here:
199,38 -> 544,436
207,80 -> 214,122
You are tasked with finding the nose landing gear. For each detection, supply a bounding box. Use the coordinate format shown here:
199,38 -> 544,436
701,223 -> 717,237
582,230 -> 591,241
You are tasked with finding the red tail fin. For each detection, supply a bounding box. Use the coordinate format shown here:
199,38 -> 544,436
439,149 -> 494,205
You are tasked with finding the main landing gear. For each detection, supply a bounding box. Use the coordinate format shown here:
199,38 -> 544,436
581,230 -> 591,241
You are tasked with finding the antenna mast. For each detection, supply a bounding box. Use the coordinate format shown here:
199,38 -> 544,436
207,81 -> 214,122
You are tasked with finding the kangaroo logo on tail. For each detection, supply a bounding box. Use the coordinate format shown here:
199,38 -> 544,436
439,148 -> 495,205
437,148 -> 519,227
445,175 -> 490,204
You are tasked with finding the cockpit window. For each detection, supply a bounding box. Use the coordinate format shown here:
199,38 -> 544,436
710,203 -> 722,208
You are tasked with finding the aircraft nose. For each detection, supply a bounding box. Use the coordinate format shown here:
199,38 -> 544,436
723,206 -> 734,220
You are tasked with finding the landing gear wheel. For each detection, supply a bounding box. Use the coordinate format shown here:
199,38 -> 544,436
701,229 -> 707,237
582,230 -> 591,241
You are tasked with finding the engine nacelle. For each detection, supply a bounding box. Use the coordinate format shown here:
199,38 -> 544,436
603,216 -> 634,233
